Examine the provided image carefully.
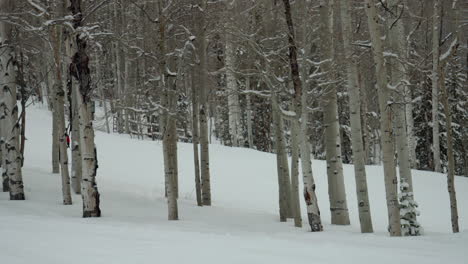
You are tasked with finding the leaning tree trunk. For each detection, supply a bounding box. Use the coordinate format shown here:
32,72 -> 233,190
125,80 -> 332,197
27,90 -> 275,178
70,0 -> 101,217
51,16 -> 72,205
319,0 -> 350,225
340,0 -> 373,233
431,0 -> 442,172
364,0 -> 401,236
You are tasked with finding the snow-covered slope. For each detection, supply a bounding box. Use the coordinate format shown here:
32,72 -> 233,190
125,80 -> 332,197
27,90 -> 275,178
1,104 -> 467,264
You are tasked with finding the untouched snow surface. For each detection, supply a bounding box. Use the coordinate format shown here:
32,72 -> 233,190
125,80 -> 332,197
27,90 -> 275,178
1,104 -> 467,264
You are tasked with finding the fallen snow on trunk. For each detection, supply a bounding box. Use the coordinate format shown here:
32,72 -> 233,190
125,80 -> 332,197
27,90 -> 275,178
1,104 -> 466,264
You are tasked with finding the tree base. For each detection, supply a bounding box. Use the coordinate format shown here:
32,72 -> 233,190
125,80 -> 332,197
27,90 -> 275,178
10,193 -> 25,200
83,209 -> 101,218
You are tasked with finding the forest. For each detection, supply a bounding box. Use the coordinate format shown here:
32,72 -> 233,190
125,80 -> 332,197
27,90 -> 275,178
0,0 -> 467,263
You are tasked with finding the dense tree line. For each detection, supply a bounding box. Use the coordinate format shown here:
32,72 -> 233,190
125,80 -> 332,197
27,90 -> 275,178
0,0 -> 466,236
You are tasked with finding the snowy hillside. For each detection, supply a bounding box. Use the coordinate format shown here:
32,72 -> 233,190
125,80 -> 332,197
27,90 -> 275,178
1,104 -> 467,264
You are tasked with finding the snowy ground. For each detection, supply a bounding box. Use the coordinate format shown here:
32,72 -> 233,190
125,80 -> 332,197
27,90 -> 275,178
1,103 -> 467,264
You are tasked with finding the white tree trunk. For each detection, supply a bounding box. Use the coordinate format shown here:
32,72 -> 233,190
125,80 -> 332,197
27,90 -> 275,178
432,0 -> 442,172
364,0 -> 401,236
52,101 -> 60,173
65,33 -> 82,195
441,70 -> 459,233
163,91 -> 179,220
0,0 -> 24,200
290,117 -> 302,227
319,0 -> 350,225
51,18 -> 72,205
299,95 -> 323,231
387,0 -> 421,235
70,0 -> 101,217
297,0 -> 322,231
198,0 -> 211,206
75,90 -> 101,217
340,0 -> 373,233
225,34 -> 242,147
271,92 -> 292,221
0,121 -> 6,191
56,83 -> 72,205
245,78 -> 254,149
191,71 -> 202,206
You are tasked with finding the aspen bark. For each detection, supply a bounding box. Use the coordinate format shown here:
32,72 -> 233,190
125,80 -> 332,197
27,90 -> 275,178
296,0 -> 322,231
51,15 -> 72,205
441,71 -> 459,233
340,0 -> 373,233
387,0 -> 420,234
319,0 -> 350,225
52,103 -> 60,174
364,0 -> 401,236
198,0 -> 211,206
0,0 -> 24,200
65,31 -> 82,195
282,0 -> 306,225
159,1 -> 180,219
0,122 -> 6,191
191,72 -> 202,206
290,117 -> 302,227
432,0 -> 442,172
245,78 -> 254,149
271,92 -> 292,222
225,32 -> 242,147
299,96 -> 323,231
1,98 -> 7,192
70,0 -> 101,217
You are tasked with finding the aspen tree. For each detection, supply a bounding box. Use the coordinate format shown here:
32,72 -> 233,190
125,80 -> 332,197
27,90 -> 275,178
319,0 -> 350,225
364,0 -> 401,236
197,0 -> 212,206
0,0 -> 25,200
431,0 -> 442,172
50,4 -> 72,204
69,0 -> 101,217
340,0 -> 373,233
